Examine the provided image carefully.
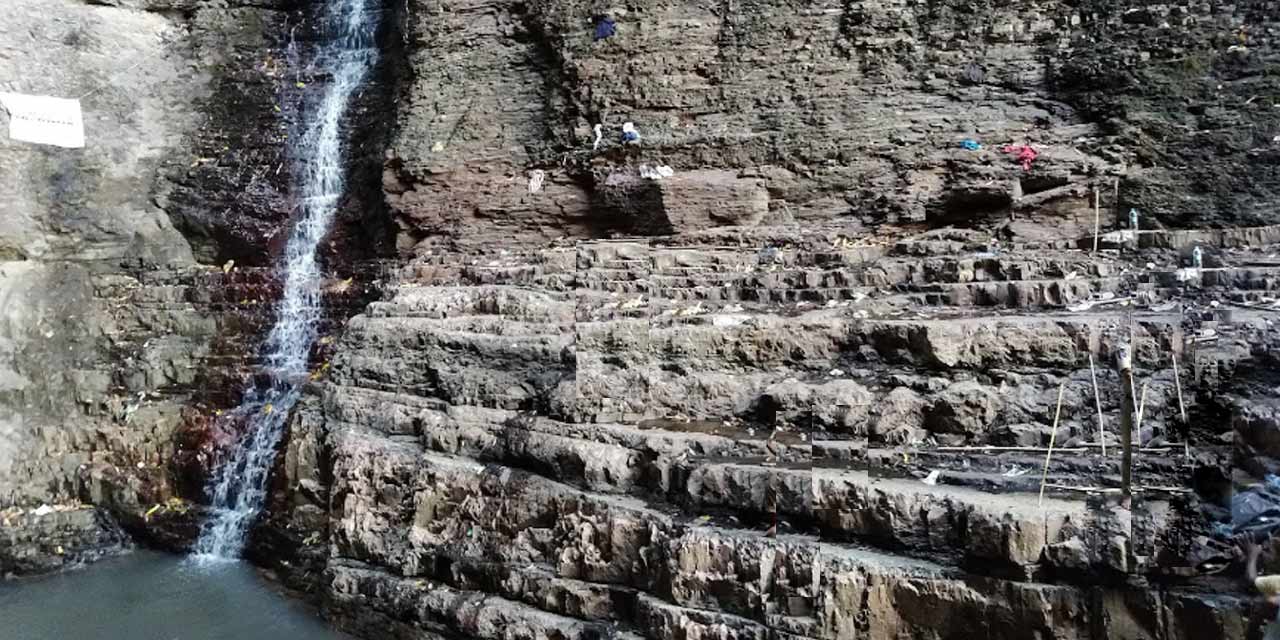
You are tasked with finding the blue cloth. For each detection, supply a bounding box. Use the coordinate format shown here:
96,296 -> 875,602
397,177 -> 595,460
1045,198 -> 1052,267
594,18 -> 616,41
960,139 -> 981,150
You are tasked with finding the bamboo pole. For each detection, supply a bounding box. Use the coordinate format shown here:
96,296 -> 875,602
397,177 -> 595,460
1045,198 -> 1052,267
1093,187 -> 1101,253
1118,347 -> 1135,502
1136,382 -> 1150,432
1088,352 -> 1105,456
1172,352 -> 1189,460
1039,383 -> 1067,507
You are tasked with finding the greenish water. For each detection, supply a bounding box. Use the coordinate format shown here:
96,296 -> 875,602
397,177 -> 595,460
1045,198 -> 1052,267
0,551 -> 349,640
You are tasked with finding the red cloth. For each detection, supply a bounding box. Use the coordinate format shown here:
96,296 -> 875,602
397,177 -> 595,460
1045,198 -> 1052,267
1002,144 -> 1038,170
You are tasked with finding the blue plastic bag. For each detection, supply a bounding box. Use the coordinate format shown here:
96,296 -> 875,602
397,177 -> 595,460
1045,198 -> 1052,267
594,18 -> 616,41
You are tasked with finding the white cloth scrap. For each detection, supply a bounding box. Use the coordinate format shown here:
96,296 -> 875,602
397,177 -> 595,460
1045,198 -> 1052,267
0,93 -> 85,148
528,169 -> 546,193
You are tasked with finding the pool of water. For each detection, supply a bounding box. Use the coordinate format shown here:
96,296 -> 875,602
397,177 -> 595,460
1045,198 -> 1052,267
0,550 -> 350,640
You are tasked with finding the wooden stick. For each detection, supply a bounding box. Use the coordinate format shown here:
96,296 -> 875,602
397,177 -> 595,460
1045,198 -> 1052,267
1039,383 -> 1067,507
1088,352 -> 1105,457
1046,484 -> 1191,494
1171,351 -> 1189,460
1136,382 -> 1150,431
1093,187 -> 1101,253
934,446 -> 1086,453
1118,347 -> 1135,502
1113,176 -> 1120,221
1045,483 -> 1123,494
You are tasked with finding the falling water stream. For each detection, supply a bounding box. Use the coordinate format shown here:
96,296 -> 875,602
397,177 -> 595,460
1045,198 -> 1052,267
195,0 -> 380,559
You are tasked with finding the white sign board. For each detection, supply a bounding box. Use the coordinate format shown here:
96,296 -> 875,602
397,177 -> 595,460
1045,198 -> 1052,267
0,93 -> 85,149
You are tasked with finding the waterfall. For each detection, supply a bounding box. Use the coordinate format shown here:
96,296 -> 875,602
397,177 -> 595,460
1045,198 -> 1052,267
194,0 -> 380,559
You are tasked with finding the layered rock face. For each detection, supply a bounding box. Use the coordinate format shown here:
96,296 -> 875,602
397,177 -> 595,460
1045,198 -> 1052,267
4,0 -> 1280,639
256,1 -> 1277,639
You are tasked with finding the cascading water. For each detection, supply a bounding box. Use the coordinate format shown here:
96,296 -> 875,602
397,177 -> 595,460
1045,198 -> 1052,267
194,0 -> 380,559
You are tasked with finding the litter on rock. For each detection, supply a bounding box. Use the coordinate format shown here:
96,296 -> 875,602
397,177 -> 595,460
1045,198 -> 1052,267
960,139 -> 981,151
1002,144 -> 1037,169
921,470 -> 941,485
593,17 -> 616,42
757,246 -> 781,266
621,122 -> 640,144
33,504 -> 54,516
639,164 -> 674,180
527,169 -> 546,193
1175,267 -> 1201,282
1002,143 -> 1037,170
592,123 -> 603,151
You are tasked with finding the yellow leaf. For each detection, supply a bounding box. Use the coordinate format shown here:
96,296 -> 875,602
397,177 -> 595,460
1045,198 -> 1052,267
263,404 -> 273,415
296,81 -> 306,88
214,410 -> 223,417
319,336 -> 333,345
144,504 -> 162,520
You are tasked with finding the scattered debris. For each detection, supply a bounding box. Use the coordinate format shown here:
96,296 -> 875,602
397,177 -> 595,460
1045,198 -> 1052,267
1002,144 -> 1037,170
1068,296 -> 1133,312
222,259 -> 235,274
592,124 -> 603,151
621,122 -> 640,144
758,246 -> 781,266
960,62 -> 985,84
593,16 -> 616,42
960,139 -> 981,151
1003,465 -> 1030,477
33,504 -> 53,517
639,164 -> 675,180
1175,267 -> 1201,282
1101,229 -> 1137,243
528,169 -> 545,193
921,470 -> 941,486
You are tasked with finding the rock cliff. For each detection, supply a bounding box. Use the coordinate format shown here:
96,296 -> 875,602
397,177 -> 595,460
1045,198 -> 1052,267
4,0 -> 1280,639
